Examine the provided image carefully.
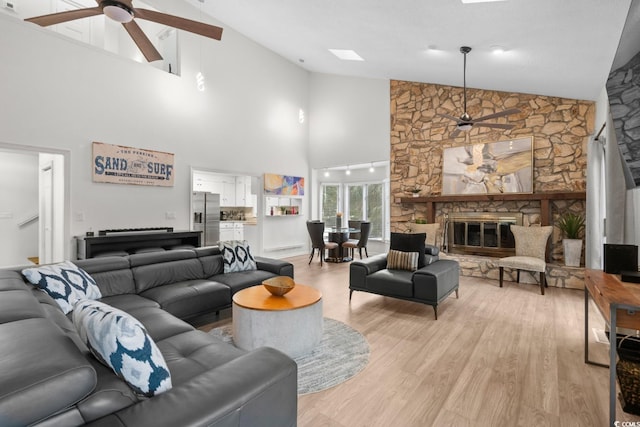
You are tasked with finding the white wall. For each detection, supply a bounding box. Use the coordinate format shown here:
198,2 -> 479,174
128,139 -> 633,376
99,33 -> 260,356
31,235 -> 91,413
0,151 -> 39,266
0,4 -> 310,259
592,84 -> 640,268
309,73 -> 390,169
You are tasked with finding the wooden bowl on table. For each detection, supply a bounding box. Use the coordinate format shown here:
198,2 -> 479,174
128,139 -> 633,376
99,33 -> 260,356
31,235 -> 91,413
263,276 -> 296,297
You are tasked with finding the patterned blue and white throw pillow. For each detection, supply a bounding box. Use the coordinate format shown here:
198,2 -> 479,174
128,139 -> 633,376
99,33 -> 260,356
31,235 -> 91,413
73,300 -> 172,397
22,261 -> 102,314
219,240 -> 257,273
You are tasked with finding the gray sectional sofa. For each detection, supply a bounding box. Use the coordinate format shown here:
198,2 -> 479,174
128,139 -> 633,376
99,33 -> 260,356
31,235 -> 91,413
0,247 -> 297,427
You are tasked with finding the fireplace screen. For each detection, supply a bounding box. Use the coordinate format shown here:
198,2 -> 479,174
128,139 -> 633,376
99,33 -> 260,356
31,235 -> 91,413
448,212 -> 523,257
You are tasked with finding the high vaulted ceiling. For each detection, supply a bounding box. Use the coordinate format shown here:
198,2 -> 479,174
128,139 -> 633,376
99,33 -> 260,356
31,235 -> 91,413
188,0 -> 632,101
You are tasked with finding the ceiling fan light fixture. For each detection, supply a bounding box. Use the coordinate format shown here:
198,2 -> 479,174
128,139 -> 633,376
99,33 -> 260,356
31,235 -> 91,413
457,123 -> 473,132
103,2 -> 134,23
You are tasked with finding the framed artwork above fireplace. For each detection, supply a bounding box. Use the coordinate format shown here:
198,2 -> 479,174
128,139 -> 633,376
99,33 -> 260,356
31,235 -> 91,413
442,136 -> 533,195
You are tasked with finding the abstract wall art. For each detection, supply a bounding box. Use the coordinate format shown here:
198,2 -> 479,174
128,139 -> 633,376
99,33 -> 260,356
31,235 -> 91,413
264,173 -> 304,196
442,136 -> 533,195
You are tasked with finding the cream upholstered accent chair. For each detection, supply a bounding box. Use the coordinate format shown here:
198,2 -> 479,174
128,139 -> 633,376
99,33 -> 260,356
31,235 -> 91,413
497,224 -> 553,295
409,222 -> 441,247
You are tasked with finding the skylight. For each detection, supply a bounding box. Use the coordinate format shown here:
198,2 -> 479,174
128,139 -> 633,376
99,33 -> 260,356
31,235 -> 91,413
328,49 -> 364,61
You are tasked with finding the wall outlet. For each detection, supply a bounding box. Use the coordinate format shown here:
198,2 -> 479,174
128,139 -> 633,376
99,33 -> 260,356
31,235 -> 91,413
165,211 -> 176,220
3,1 -> 17,13
75,212 -> 84,222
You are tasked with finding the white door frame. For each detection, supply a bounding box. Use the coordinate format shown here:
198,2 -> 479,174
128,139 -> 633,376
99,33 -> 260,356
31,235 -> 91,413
0,142 -> 71,262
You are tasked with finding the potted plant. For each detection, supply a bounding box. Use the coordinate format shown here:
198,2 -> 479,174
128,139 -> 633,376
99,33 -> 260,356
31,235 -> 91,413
558,212 -> 585,267
410,187 -> 421,198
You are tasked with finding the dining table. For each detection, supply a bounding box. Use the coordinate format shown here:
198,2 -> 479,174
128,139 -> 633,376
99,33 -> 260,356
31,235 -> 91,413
324,227 -> 359,262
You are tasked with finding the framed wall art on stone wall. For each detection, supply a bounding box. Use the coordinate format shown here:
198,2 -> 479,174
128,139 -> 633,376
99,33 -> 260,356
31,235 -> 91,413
442,136 -> 533,195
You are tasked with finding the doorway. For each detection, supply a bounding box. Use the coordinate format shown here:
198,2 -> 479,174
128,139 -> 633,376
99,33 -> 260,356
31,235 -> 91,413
0,144 -> 68,267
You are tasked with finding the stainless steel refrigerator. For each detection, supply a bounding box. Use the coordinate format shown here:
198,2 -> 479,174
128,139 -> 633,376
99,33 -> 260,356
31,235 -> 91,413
192,192 -> 220,246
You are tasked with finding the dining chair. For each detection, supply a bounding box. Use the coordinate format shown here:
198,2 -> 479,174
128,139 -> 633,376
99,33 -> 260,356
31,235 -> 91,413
348,220 -> 362,240
306,221 -> 338,266
496,224 -> 553,295
342,221 -> 371,259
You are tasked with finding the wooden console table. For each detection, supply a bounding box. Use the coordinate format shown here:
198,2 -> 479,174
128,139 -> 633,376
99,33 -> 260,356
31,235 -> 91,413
584,269 -> 640,426
76,230 -> 202,259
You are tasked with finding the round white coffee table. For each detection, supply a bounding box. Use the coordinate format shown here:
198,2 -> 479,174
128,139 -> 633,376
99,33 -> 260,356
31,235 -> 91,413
232,283 -> 323,358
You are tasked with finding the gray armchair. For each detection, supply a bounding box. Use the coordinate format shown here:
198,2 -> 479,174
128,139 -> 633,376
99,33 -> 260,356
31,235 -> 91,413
349,233 -> 460,319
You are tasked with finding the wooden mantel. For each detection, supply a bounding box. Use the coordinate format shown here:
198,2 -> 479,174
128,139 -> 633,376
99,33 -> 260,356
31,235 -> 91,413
397,191 -> 586,225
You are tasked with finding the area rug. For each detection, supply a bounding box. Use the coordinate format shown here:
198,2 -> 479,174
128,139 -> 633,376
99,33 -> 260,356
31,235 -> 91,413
209,317 -> 370,394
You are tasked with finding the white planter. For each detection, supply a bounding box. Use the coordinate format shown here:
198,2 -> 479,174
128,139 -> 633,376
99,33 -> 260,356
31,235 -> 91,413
563,238 -> 582,267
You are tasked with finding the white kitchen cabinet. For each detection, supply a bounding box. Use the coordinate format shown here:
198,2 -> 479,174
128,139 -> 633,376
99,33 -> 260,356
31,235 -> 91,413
235,176 -> 247,206
220,180 -> 236,206
220,222 -> 243,241
235,176 -> 254,207
233,223 -> 244,241
219,222 -> 235,241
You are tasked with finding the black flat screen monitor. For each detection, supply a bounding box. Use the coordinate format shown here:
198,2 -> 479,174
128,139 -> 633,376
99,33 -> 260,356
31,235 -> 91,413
604,244 -> 639,274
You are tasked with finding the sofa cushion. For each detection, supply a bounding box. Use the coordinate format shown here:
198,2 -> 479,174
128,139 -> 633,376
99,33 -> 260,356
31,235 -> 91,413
0,277 -> 45,324
100,294 -> 160,312
140,280 -> 230,319
211,269 -> 277,294
0,318 -> 97,427
390,232 -> 427,268
130,251 -> 205,293
387,249 -> 419,271
367,269 -> 414,298
75,357 -> 141,423
73,300 -> 172,397
76,256 -> 136,297
195,246 -> 224,277
116,306 -> 195,342
156,330 -> 246,385
22,261 -> 102,314
220,240 -> 257,273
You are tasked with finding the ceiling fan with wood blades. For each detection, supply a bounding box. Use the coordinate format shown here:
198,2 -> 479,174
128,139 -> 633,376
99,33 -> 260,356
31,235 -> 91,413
25,0 -> 223,62
438,46 -> 520,138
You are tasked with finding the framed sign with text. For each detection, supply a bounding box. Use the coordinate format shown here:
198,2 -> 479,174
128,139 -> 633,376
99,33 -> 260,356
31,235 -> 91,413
92,142 -> 175,187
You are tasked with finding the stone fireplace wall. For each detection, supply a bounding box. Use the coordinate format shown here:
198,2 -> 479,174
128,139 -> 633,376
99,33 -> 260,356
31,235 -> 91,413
390,80 -> 594,265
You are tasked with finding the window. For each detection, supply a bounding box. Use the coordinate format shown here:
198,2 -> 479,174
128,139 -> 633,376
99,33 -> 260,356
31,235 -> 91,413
321,184 -> 340,226
347,185 -> 363,221
343,182 -> 385,240
367,183 -> 384,239
318,176 -> 388,241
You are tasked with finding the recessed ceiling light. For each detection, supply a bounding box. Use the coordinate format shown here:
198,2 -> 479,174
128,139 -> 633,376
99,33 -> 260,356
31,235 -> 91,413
329,49 -> 364,61
491,45 -> 505,54
461,0 -> 506,3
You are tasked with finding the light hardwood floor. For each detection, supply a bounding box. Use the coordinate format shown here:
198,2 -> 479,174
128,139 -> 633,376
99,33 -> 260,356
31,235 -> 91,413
201,249 -> 640,426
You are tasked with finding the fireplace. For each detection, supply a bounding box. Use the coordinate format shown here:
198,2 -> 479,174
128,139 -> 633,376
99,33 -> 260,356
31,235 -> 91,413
446,212 -> 523,257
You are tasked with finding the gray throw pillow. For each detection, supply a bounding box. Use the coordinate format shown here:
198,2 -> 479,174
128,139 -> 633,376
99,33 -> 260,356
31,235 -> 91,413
390,232 -> 427,268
